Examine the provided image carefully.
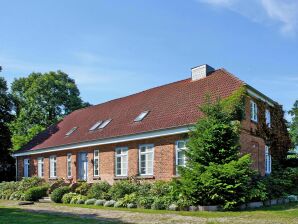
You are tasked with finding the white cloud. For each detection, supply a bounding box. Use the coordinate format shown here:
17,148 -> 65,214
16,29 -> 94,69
197,0 -> 298,36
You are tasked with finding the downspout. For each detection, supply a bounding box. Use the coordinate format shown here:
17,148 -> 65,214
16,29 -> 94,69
15,156 -> 18,181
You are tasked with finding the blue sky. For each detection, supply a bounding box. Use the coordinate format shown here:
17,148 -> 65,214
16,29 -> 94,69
0,0 -> 297,118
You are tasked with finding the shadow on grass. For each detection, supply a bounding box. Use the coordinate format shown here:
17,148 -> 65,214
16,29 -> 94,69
0,206 -> 129,224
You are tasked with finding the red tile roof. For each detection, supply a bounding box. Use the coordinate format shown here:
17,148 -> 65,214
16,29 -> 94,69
20,69 -> 244,152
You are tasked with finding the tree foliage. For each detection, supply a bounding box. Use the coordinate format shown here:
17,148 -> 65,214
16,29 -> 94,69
10,71 -> 90,151
0,76 -> 15,181
179,89 -> 261,209
289,100 -> 298,149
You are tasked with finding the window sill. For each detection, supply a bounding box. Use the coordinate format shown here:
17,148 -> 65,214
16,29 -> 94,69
49,177 -> 58,180
93,176 -> 101,180
114,176 -> 128,180
136,175 -> 155,179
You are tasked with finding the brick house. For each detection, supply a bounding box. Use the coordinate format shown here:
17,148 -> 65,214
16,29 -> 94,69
13,64 -> 275,184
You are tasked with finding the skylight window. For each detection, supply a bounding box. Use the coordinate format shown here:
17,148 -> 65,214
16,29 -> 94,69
98,119 -> 112,129
134,111 -> 149,122
89,121 -> 103,131
65,127 -> 77,136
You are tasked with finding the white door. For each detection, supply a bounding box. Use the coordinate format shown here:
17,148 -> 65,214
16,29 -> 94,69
24,159 -> 30,177
78,152 -> 88,180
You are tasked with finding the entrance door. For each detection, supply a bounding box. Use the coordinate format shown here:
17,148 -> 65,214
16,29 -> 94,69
78,152 -> 88,181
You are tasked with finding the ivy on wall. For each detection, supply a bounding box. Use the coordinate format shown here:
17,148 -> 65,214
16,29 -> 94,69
255,100 -> 291,163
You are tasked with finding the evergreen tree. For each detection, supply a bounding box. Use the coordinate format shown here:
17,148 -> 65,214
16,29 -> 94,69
0,76 -> 15,181
179,91 -> 261,209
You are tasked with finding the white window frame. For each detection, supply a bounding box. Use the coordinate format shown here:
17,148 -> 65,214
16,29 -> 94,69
265,109 -> 271,127
139,144 -> 154,176
176,140 -> 187,175
49,155 -> 57,178
24,158 -> 30,177
115,147 -> 128,177
37,157 -> 44,178
265,146 -> 272,175
67,153 -> 72,178
250,100 -> 258,122
93,149 -> 100,177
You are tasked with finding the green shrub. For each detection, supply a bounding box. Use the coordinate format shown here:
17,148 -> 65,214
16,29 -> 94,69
75,181 -> 90,196
104,200 -> 116,207
51,186 -> 70,203
150,181 -> 171,197
137,196 -> 154,209
18,177 -> 45,192
70,195 -> 87,204
95,199 -> 106,206
0,181 -> 19,193
127,203 -> 137,208
85,198 -> 97,205
62,193 -> 78,204
9,191 -> 24,201
119,193 -> 137,207
23,186 -> 48,201
109,181 -> 138,200
114,201 -> 124,208
136,182 -> 152,197
87,181 -> 111,200
49,178 -> 68,193
151,196 -> 171,210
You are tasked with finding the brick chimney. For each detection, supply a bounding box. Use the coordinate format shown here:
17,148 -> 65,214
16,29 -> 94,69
191,64 -> 215,81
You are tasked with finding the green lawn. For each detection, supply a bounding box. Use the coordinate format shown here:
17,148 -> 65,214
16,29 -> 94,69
0,206 -> 123,224
61,202 -> 298,218
1,202 -> 298,224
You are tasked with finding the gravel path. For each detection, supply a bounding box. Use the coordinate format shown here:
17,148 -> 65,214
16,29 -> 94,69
0,200 -> 297,224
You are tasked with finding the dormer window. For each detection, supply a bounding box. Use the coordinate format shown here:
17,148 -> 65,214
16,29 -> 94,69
89,121 -> 103,131
134,111 -> 149,122
98,119 -> 112,129
65,127 -> 77,136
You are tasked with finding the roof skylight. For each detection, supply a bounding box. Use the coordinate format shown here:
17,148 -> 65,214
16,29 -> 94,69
65,127 -> 78,136
98,119 -> 112,129
89,121 -> 103,131
134,111 -> 149,122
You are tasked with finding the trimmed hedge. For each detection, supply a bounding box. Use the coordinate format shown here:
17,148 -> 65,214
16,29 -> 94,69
51,186 -> 70,203
23,186 -> 48,201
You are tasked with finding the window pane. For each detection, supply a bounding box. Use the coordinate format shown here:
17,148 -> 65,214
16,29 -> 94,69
178,141 -> 185,149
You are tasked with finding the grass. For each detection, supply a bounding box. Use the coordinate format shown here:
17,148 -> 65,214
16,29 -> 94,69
0,206 -> 124,224
1,200 -> 298,223
59,202 -> 298,218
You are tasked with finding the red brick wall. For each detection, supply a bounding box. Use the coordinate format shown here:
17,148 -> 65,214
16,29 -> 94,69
16,95 -> 270,182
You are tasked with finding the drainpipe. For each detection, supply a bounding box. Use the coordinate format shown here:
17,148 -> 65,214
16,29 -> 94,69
15,156 -> 18,181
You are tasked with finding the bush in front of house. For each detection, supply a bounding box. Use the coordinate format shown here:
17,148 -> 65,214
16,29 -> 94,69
23,185 -> 49,201
87,181 -> 111,200
136,196 -> 154,209
108,180 -> 138,200
9,191 -> 24,201
49,178 -> 69,193
75,181 -> 91,196
70,194 -> 87,204
51,186 -> 70,203
104,200 -> 116,207
62,192 -> 78,204
85,198 -> 97,205
17,176 -> 45,192
95,199 -> 106,206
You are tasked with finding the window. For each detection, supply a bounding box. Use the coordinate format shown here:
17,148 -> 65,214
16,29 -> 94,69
24,159 -> 30,177
134,111 -> 149,122
139,144 -> 154,175
94,150 -> 100,176
265,109 -> 271,127
250,100 -> 258,122
50,156 -> 57,178
65,127 -> 77,136
67,153 -> 72,178
115,147 -> 128,176
89,121 -> 103,131
265,146 -> 272,175
176,140 -> 187,175
37,157 -> 44,178
98,119 -> 112,129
